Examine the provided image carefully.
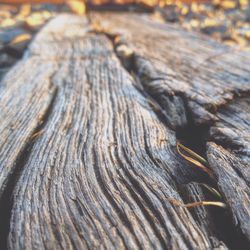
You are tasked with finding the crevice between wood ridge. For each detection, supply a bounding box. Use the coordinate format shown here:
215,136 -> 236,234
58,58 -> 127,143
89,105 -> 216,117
0,86 -> 58,250
94,28 -> 249,249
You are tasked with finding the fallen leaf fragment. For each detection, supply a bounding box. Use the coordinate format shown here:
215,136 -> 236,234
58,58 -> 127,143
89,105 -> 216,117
10,33 -> 31,45
67,0 -> 86,15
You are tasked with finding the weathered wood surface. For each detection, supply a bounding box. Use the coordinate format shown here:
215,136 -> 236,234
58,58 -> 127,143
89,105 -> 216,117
92,12 -> 250,243
207,99 -> 250,242
0,13 -> 249,249
207,143 -> 250,241
92,13 -> 250,128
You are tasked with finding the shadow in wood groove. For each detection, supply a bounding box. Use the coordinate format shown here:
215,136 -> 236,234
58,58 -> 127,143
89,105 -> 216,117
212,206 -> 250,250
0,87 -> 58,249
176,123 -> 209,157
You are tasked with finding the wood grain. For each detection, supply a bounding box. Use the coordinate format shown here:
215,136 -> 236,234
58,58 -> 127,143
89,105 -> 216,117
90,12 -> 250,243
0,58 -> 57,198
0,14 -> 229,249
207,142 -> 250,241
91,12 -> 250,128
0,13 -> 249,249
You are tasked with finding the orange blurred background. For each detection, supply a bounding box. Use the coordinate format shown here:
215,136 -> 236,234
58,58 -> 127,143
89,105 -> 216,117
0,0 -> 209,4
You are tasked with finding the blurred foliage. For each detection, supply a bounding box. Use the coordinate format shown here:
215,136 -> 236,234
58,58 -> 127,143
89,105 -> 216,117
154,0 -> 249,48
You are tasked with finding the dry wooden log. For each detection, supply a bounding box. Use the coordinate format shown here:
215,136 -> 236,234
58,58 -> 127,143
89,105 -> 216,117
0,12 -> 249,249
91,12 -> 250,128
90,13 -> 250,243
0,14 -> 232,249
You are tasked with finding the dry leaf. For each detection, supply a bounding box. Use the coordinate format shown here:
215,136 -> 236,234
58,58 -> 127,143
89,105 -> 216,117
11,33 -> 31,45
0,18 -> 16,28
67,0 -> 86,16
220,0 -> 236,9
19,4 -> 31,18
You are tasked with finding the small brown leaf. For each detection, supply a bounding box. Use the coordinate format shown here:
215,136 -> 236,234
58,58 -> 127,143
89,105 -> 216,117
11,33 -> 31,45
67,0 -> 86,16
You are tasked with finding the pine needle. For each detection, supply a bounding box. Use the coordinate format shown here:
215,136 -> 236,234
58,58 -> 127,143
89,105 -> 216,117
183,201 -> 226,209
200,183 -> 222,199
31,130 -> 44,140
177,142 -> 207,164
176,142 -> 213,177
168,199 -> 226,209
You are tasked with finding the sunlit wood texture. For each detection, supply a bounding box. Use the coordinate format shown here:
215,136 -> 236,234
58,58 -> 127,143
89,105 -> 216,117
0,12 -> 249,249
92,12 -> 250,241
91,12 -> 250,128
0,15 -> 229,249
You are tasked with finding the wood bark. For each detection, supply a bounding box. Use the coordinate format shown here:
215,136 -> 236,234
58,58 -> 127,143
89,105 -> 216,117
0,13 -> 249,249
